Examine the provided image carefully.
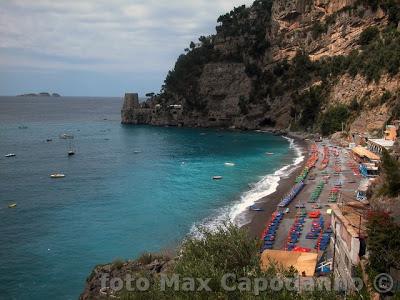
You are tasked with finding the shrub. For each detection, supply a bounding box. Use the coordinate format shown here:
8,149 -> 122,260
379,149 -> 400,197
319,104 -> 350,136
349,98 -> 361,111
380,91 -> 392,104
367,211 -> 400,274
113,259 -> 124,269
359,26 -> 379,46
296,86 -> 326,130
120,224 -> 339,299
311,21 -> 328,39
137,253 -> 162,265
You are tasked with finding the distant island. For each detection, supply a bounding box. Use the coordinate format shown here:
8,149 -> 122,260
17,92 -> 61,97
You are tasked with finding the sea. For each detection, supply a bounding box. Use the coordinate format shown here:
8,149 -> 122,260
0,96 -> 303,299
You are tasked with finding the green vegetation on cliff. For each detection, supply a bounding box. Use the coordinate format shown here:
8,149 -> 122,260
357,0 -> 400,24
291,24 -> 400,134
151,0 -> 400,133
163,36 -> 219,112
161,0 -> 274,113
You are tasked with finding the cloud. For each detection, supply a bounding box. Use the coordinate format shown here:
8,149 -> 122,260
0,0 -> 254,95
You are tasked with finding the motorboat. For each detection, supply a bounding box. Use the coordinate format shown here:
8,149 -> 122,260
8,203 -> 17,208
224,162 -> 235,167
5,153 -> 16,158
50,173 -> 65,179
68,150 -> 75,156
212,176 -> 223,180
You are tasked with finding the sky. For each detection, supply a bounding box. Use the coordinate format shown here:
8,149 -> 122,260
0,0 -> 254,97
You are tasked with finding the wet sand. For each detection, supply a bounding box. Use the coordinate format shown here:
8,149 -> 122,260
244,138 -> 310,238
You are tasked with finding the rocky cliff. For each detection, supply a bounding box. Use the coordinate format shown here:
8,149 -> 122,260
122,0 -> 400,136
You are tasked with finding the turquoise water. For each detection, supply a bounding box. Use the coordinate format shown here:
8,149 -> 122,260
0,97 -> 297,299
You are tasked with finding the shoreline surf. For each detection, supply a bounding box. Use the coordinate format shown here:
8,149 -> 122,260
190,134 -> 307,238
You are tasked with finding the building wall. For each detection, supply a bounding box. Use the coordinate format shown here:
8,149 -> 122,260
330,212 -> 361,290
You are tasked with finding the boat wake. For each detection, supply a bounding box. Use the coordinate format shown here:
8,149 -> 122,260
189,137 -> 305,238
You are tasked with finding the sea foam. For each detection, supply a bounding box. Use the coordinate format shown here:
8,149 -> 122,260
190,136 -> 305,238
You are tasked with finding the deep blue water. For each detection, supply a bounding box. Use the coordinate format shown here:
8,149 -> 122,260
0,96 -> 296,299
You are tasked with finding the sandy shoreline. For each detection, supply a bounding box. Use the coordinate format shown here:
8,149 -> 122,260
243,137 -> 310,238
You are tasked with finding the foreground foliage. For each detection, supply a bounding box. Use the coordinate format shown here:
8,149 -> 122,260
120,224 -> 358,299
379,149 -> 400,197
366,211 -> 400,275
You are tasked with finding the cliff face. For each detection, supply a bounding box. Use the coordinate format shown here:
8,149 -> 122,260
122,0 -> 400,136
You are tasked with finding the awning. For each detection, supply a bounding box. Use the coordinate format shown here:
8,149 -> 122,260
261,250 -> 319,277
352,146 -> 380,161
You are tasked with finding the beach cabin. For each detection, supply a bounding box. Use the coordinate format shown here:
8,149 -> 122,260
367,138 -> 395,155
366,124 -> 398,155
351,146 -> 380,163
359,162 -> 379,177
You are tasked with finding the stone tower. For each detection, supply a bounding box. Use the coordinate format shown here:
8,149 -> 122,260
122,93 -> 139,110
121,93 -> 139,124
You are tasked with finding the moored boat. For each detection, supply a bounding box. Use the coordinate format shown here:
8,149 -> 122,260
212,176 -> 223,180
50,173 -> 65,178
5,153 -> 16,157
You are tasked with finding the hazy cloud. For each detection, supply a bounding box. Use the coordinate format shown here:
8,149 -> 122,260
0,0 -> 253,95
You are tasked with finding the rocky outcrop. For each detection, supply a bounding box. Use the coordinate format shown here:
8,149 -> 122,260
270,0 -> 387,62
122,0 -> 398,135
80,255 -> 173,300
328,74 -> 400,134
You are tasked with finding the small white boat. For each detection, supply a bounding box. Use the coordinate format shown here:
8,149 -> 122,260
5,153 -> 16,158
50,173 -> 65,179
8,203 -> 17,208
224,162 -> 235,167
213,176 -> 223,180
59,133 -> 74,139
68,150 -> 75,156
133,150 -> 141,154
266,152 -> 274,155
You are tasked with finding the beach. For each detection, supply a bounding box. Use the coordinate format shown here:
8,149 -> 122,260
244,137 -> 310,238
243,137 -> 363,253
